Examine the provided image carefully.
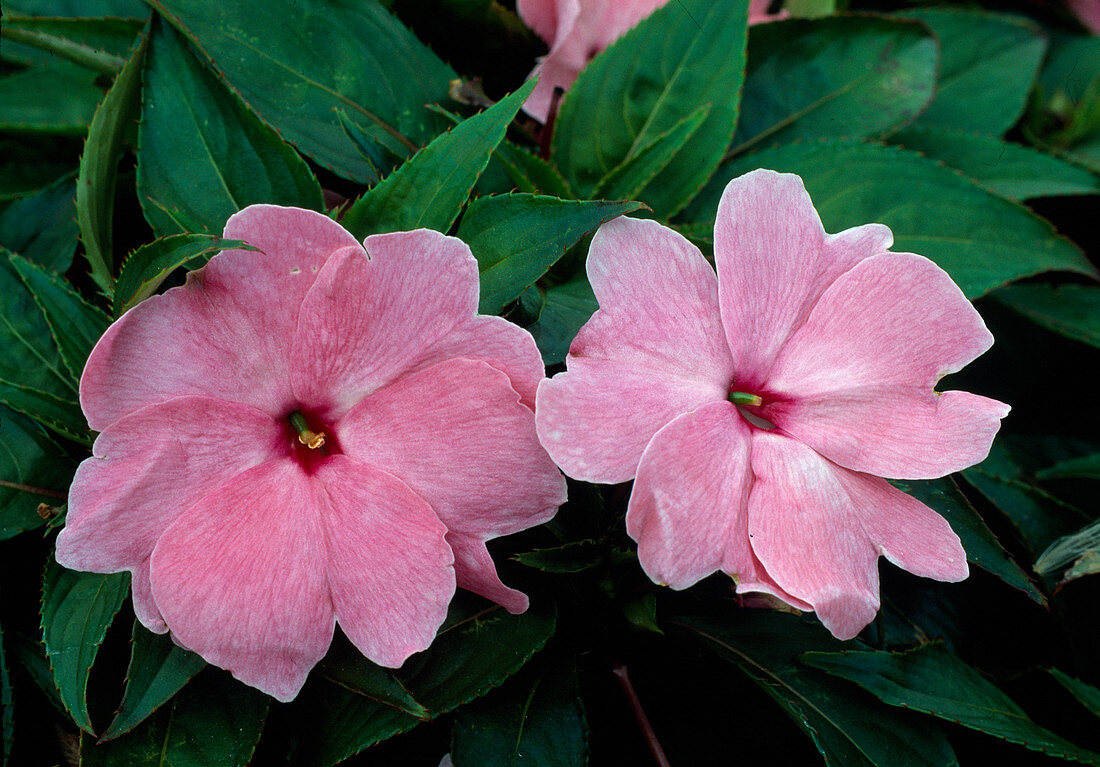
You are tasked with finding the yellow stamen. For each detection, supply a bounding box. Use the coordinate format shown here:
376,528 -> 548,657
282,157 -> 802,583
298,429 -> 326,450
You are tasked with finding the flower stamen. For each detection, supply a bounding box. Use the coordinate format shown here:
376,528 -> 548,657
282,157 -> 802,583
289,411 -> 326,450
728,391 -> 763,407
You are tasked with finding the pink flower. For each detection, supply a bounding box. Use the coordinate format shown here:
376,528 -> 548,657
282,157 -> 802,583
1067,0 -> 1100,33
535,170 -> 1009,640
56,206 -> 566,701
517,0 -> 787,122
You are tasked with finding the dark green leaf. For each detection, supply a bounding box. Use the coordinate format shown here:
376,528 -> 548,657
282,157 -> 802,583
892,127 -> 1100,201
451,665 -> 588,767
0,380 -> 88,445
137,23 -> 323,237
0,16 -> 140,74
552,0 -> 748,216
4,0 -> 146,15
0,61 -> 102,133
1,624 -> 12,767
803,644 -> 1100,764
1034,518 -> 1100,583
0,405 -> 74,540
1051,669 -> 1100,719
731,16 -> 936,157
40,559 -> 129,733
0,256 -> 74,398
458,194 -> 642,315
673,612 -> 957,767
526,274 -> 597,365
593,105 -> 708,201
113,235 -> 254,316
899,8 -> 1046,135
1030,33 -> 1100,173
892,477 -> 1044,604
0,175 -> 79,272
318,642 -> 429,721
513,540 -> 600,574
100,623 -> 206,741
494,141 -> 573,199
8,251 -> 110,384
1038,452 -> 1100,481
148,0 -> 457,182
995,283 -> 1100,350
685,140 -> 1097,298
78,26 -> 149,294
82,670 -> 267,766
289,600 -> 555,767
342,79 -> 535,239
0,138 -> 75,201
623,594 -> 662,635
7,633 -> 65,716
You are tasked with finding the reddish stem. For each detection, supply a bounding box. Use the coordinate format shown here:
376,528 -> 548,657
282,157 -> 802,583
612,661 -> 672,767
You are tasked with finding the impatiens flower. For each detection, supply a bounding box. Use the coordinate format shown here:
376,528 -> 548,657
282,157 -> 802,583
535,170 -> 1010,640
56,206 -> 567,701
517,0 -> 787,122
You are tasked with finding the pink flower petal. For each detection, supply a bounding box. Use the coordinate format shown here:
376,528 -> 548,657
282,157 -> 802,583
149,459 -> 333,702
1067,0 -> 1100,33
131,561 -> 167,634
627,400 -> 802,605
81,206 -> 360,429
764,252 -> 1010,479
314,456 -> 455,668
338,358 -> 565,540
447,532 -> 531,614
517,0 -> 579,46
535,216 -> 733,483
748,432 -> 967,640
749,0 -> 788,24
57,396 -> 283,574
714,169 -> 893,390
294,229 -> 541,417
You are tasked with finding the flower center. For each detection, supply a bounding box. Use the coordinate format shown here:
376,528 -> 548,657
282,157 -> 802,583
727,388 -> 776,430
728,391 -> 763,407
289,411 -> 327,450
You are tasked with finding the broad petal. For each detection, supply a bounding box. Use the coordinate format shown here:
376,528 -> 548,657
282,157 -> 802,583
56,396 -> 284,574
150,459 -> 333,702
315,456 -> 455,668
516,0 -> 579,47
714,170 -> 892,389
81,206 -> 359,429
536,358 -> 722,483
448,532 -> 530,614
749,0 -> 788,23
627,401 -> 797,603
747,433 -> 967,641
131,561 -> 167,634
764,253 -> 1010,479
338,358 -> 565,539
292,229 -> 480,418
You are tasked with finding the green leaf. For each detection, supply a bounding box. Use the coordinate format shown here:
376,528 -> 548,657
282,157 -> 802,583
40,559 -> 129,733
451,665 -> 588,767
457,194 -> 642,315
8,252 -> 110,384
4,0 -> 146,15
341,79 -> 535,239
0,137 -> 76,201
113,235 -> 254,316
0,405 -> 74,540
0,175 -> 79,272
891,478 -> 1044,604
494,141 -> 573,199
891,127 -> 1100,201
802,644 -> 1100,765
994,283 -> 1100,350
592,105 -> 709,202
1051,669 -> 1100,719
137,23 -> 323,238
317,642 -> 429,721
623,593 -> 662,635
0,256 -> 74,398
685,140 -> 1097,298
1034,518 -> 1100,583
78,26 -> 149,294
1038,452 -> 1100,481
513,540 -> 601,574
526,274 -> 598,365
0,16 -> 141,74
1030,33 -> 1100,173
148,0 -> 457,182
0,380 -> 88,446
7,633 -> 65,717
1,624 -> 12,767
552,0 -> 748,217
81,670 -> 267,766
0,61 -> 103,133
99,623 -> 206,741
899,8 -> 1046,135
289,599 -> 555,767
731,16 -> 936,157
673,612 -> 958,767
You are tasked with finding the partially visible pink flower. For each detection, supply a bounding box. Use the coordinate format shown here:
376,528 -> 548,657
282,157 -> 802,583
1067,0 -> 1100,33
535,169 -> 1009,640
57,206 -> 566,701
517,0 -> 787,122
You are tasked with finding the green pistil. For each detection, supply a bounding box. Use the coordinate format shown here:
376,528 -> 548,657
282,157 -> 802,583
289,411 -> 326,450
728,391 -> 763,407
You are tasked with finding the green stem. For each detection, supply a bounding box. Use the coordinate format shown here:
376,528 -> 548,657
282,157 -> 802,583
1,26 -> 126,76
